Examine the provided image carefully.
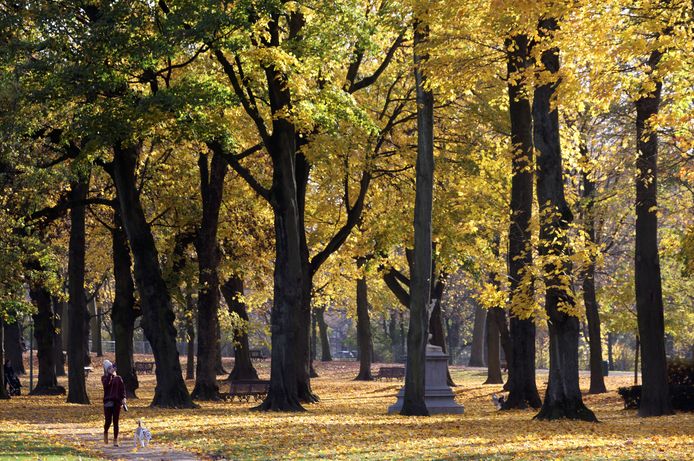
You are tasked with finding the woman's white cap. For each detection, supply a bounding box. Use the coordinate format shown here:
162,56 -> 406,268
103,359 -> 113,375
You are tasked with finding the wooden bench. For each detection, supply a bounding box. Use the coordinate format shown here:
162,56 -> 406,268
84,366 -> 93,378
226,380 -> 270,402
375,366 -> 405,381
134,361 -> 155,374
249,349 -> 268,362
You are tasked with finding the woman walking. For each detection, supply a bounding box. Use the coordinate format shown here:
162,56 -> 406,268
102,360 -> 126,446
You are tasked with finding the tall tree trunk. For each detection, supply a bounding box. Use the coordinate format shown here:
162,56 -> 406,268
216,328 -> 227,375
192,149 -> 227,401
66,178 -> 90,404
355,257 -> 373,381
90,298 -> 103,356
4,320 -> 25,375
634,335 -> 640,386
185,291 -> 195,381
504,33 -> 541,410
315,307 -> 331,362
532,18 -> 595,422
402,18 -> 433,417
112,142 -> 194,408
52,299 -> 66,377
582,166 -> 607,394
30,286 -> 62,395
607,332 -> 614,371
221,276 -> 259,381
0,318 -> 9,399
468,303 -> 486,367
484,311 -> 503,384
634,49 -> 672,417
111,209 -> 139,398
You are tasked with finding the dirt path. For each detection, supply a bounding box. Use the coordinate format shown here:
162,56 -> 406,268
37,423 -> 202,460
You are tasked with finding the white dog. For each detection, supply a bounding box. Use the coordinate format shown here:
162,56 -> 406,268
134,419 -> 152,448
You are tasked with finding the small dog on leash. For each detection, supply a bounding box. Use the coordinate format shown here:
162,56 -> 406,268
492,393 -> 506,410
134,419 -> 152,448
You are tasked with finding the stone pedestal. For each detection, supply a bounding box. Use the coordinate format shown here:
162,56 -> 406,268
388,344 -> 464,414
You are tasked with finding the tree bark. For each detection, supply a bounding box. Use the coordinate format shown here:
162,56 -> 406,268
315,307 -> 331,362
52,299 -> 66,377
401,18 -> 433,417
30,286 -> 63,395
111,209 -> 139,398
484,311 -> 503,384
581,166 -> 607,394
504,33 -> 541,410
185,291 -> 195,381
89,298 -> 103,356
0,318 -> 10,399
221,276 -> 259,381
634,48 -> 673,417
468,303 -> 486,367
66,177 -> 90,404
112,142 -> 194,408
4,320 -> 25,375
192,149 -> 227,401
355,257 -> 373,381
532,18 -> 595,422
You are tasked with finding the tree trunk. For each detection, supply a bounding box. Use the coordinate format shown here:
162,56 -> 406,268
402,19 -> 433,417
532,18 -> 595,422
315,307 -> 331,362
484,311 -> 503,384
468,303 -> 486,367
634,49 -> 672,417
634,335 -> 640,386
504,33 -> 541,410
581,162 -> 607,394
185,291 -> 195,381
0,318 -> 9,399
112,142 -> 194,408
66,178 -> 90,404
607,332 -> 614,371
192,149 -> 227,401
216,328 -> 227,375
355,257 -> 373,381
111,209 -> 139,398
29,285 -> 63,395
4,320 -> 25,375
89,298 -> 103,356
52,299 -> 66,377
221,276 -> 259,381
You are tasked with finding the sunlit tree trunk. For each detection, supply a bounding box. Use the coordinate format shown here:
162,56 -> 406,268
112,142 -> 194,408
66,177 -> 90,404
504,33 -> 541,410
111,209 -> 139,398
532,18 -> 595,421
192,149 -> 227,401
401,18 -> 433,417
221,276 -> 259,381
634,49 -> 672,417
468,304 -> 486,367
355,257 -> 374,381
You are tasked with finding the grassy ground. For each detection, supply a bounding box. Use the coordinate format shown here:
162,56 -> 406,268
1,357 -> 692,460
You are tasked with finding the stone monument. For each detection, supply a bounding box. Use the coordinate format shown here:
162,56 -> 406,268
387,339 -> 464,415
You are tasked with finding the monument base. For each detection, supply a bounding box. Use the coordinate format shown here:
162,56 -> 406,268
388,344 -> 464,415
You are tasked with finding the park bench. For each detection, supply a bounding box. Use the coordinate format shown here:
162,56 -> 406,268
375,366 -> 405,381
134,361 -> 155,374
84,366 -> 93,377
225,380 -> 271,402
249,349 -> 268,362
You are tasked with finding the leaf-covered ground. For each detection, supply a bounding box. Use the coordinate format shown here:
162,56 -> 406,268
1,360 -> 692,460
